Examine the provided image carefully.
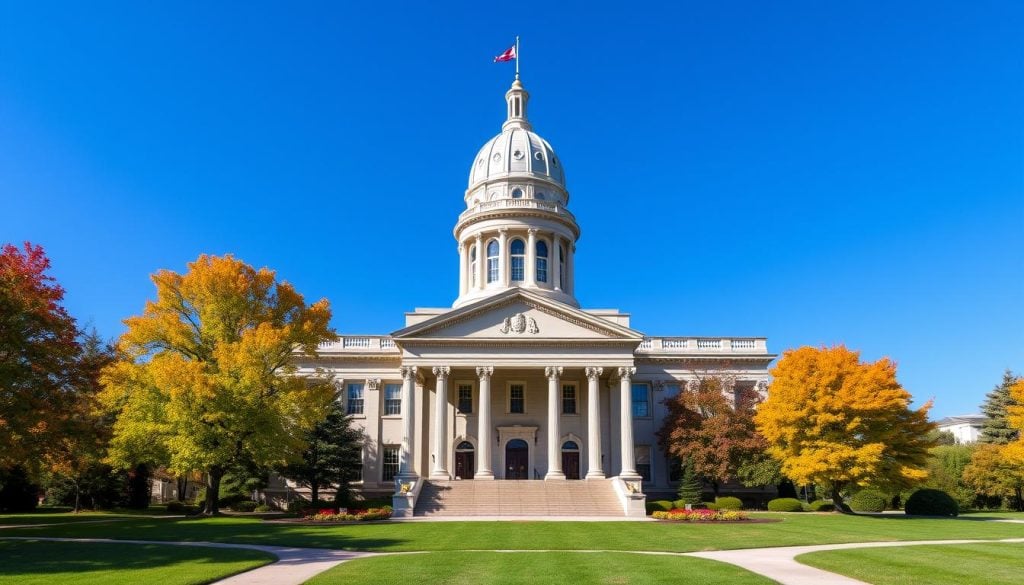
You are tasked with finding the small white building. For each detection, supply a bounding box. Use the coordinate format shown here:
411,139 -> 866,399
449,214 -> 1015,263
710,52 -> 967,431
280,78 -> 775,516
936,414 -> 987,444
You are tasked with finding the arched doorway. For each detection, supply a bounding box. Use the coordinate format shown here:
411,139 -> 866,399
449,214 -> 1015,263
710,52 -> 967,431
505,439 -> 529,480
454,441 -> 475,480
561,440 -> 581,480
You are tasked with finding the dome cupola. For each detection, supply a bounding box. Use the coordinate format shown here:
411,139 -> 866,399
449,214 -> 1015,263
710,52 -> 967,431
453,79 -> 580,309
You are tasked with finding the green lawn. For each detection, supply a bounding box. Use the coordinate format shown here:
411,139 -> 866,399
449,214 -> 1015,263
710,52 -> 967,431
308,551 -> 774,585
796,542 -> 1024,585
0,539 -> 274,585
4,513 -> 1023,552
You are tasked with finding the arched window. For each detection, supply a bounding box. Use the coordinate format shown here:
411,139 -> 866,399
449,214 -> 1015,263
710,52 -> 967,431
535,241 -> 548,283
486,240 -> 499,283
456,441 -> 474,451
535,192 -> 545,200
469,245 -> 477,288
562,441 -> 579,451
511,188 -> 523,199
559,245 -> 567,287
510,239 -> 525,282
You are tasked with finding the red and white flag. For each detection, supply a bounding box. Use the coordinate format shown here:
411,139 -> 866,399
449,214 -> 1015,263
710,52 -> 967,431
494,45 -> 516,63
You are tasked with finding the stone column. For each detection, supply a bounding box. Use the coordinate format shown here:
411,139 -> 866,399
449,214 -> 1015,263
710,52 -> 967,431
553,234 -> 562,292
498,229 -> 509,286
475,366 -> 494,479
566,243 -> 575,295
431,366 -> 451,479
475,234 -> 484,290
618,366 -> 640,479
545,366 -> 565,480
526,228 -> 537,287
398,366 -> 417,479
458,244 -> 467,297
585,367 -> 605,479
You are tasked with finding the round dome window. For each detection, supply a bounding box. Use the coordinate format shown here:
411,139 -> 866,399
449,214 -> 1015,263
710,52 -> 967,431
534,151 -> 543,161
535,192 -> 546,200
513,149 -> 524,160
511,188 -> 523,199
492,153 -> 502,163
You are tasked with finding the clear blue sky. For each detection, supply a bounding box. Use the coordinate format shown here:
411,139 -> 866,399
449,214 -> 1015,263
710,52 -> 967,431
1,1 -> 1021,419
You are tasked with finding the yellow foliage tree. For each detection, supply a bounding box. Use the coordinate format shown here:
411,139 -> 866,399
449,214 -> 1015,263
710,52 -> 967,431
754,345 -> 935,510
1004,379 -> 1024,467
100,254 -> 335,514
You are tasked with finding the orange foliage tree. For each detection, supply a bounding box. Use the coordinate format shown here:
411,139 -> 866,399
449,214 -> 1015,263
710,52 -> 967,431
754,345 -> 934,510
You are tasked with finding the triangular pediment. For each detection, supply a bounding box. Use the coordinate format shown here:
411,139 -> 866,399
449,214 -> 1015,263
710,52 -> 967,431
391,289 -> 643,342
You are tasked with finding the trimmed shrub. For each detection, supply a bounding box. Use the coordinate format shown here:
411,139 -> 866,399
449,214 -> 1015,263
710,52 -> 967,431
231,500 -> 258,512
767,497 -> 803,512
254,504 -> 273,512
645,500 -> 673,515
807,500 -> 835,512
166,501 -> 199,514
905,489 -> 958,517
850,490 -> 887,513
714,496 -> 743,510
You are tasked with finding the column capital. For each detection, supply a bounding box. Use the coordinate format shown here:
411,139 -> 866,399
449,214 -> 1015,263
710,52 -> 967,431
498,227 -> 509,235
544,366 -> 563,381
400,366 -> 417,380
585,366 -> 604,381
755,380 -> 768,394
365,378 -> 381,391
617,366 -> 636,381
432,365 -> 451,380
476,366 -> 494,380
527,227 -> 538,235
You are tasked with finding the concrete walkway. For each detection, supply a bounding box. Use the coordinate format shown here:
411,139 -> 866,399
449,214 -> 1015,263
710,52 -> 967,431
0,536 -> 381,585
5,534 -> 1024,584
687,537 -> 1024,585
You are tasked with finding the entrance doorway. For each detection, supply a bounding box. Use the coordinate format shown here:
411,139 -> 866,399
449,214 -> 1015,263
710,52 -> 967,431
454,441 -> 475,479
562,440 -> 581,480
505,439 -> 529,479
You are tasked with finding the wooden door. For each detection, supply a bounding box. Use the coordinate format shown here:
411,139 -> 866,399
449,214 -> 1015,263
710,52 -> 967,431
505,441 -> 528,480
562,451 -> 580,480
455,451 -> 475,479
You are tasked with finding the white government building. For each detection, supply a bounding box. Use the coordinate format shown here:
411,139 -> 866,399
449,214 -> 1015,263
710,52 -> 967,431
289,78 -> 775,517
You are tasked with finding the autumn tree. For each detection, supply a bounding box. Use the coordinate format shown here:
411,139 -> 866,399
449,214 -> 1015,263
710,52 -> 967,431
754,345 -> 935,511
964,443 -> 1024,511
657,376 -> 767,493
979,370 -> 1021,445
100,254 -> 335,515
280,397 -> 363,504
0,242 -> 81,470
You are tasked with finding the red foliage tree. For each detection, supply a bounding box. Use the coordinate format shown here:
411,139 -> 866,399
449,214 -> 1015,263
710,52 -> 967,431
0,242 -> 81,470
656,376 -> 767,493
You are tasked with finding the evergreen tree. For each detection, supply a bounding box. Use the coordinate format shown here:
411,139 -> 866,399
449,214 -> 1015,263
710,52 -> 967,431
676,458 -> 703,505
979,370 -> 1021,445
281,398 -> 363,505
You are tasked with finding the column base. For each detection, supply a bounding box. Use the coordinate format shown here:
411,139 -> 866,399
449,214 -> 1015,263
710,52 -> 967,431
617,472 -> 643,482
430,471 -> 451,480
474,471 -> 495,480
585,471 -> 606,480
544,471 -> 566,480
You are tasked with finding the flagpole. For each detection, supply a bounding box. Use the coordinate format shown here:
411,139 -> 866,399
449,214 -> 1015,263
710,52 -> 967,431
515,35 -> 520,80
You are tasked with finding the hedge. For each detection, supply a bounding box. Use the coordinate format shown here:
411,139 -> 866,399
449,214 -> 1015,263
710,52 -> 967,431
849,490 -> 887,513
807,500 -> 835,512
714,496 -> 743,510
767,497 -> 803,512
905,489 -> 958,517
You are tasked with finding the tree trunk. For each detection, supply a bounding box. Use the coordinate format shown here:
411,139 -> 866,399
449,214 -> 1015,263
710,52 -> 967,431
176,475 -> 188,502
73,480 -> 81,513
831,485 -> 852,514
204,467 -> 224,516
311,481 -> 319,506
1016,487 -> 1023,512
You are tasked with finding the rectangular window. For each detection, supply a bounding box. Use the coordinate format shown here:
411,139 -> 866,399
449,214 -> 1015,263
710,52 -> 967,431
562,384 -> 577,415
631,383 -> 650,418
458,384 -> 473,414
635,445 -> 652,482
487,257 -> 499,283
383,383 -> 402,416
346,383 -> 364,415
511,256 -> 524,281
382,446 -> 399,482
668,457 -> 682,482
509,384 -> 525,414
536,258 -> 548,283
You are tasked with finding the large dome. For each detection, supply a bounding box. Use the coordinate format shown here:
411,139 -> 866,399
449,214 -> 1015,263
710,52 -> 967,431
467,128 -> 565,190
466,79 -> 566,193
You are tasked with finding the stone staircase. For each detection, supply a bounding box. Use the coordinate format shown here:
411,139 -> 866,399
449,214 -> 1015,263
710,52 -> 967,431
413,479 -> 624,517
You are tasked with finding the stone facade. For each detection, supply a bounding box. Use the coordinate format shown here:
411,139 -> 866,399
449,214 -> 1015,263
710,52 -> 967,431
285,77 -> 775,511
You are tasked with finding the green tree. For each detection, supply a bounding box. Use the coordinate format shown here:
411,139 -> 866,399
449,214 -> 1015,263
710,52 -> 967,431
100,254 -> 336,515
924,444 -> 977,510
281,397 -> 364,504
676,458 -> 703,505
979,370 -> 1021,445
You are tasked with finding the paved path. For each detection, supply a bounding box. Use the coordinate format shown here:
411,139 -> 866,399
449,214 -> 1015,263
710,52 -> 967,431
0,536 -> 381,585
5,534 -> 1024,584
687,537 -> 1024,585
